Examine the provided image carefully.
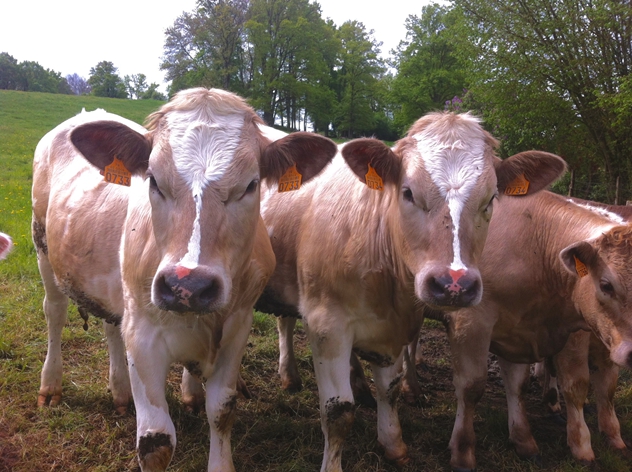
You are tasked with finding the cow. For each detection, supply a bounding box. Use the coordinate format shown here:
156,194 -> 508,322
31,88 -> 337,472
257,111 -> 566,471
0,232 -> 12,260
442,191 -> 632,471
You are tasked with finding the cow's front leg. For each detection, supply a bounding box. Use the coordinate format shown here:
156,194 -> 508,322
126,333 -> 174,472
372,355 -> 408,466
307,317 -> 355,472
181,367 -> 205,413
589,334 -> 628,453
447,313 -> 492,472
497,358 -> 539,461
554,332 -> 594,464
37,249 -> 69,408
277,315 -> 302,392
103,320 -> 132,415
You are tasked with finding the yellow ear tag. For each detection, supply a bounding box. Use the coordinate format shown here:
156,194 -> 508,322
103,156 -> 132,187
365,164 -> 384,191
574,255 -> 589,278
278,164 -> 302,192
504,173 -> 530,196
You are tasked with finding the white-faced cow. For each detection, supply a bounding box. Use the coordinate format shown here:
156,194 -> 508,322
256,112 -> 566,471
31,88 -> 337,472
0,232 -> 12,260
442,191 -> 632,471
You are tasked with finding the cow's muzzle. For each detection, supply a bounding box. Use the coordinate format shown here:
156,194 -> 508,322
153,264 -> 228,313
419,267 -> 482,309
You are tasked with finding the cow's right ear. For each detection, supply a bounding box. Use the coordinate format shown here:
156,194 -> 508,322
341,138 -> 402,187
70,121 -> 152,174
496,151 -> 567,196
560,241 -> 601,277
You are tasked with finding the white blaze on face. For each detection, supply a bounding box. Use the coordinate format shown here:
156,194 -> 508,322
166,111 -> 245,269
415,128 -> 486,271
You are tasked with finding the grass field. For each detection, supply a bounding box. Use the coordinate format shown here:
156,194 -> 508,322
1,89 -> 632,472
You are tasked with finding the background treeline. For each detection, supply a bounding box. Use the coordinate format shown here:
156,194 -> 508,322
1,0 -> 631,203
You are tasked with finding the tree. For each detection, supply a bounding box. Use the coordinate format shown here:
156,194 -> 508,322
332,21 -> 385,138
125,73 -> 149,99
66,73 -> 91,95
453,0 -> 632,203
141,83 -> 167,100
88,61 -> 127,98
0,52 -> 19,90
390,4 -> 466,134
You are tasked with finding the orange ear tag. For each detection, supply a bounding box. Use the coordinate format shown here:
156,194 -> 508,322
103,156 -> 132,187
504,173 -> 530,196
278,164 -> 302,192
365,164 -> 384,191
574,255 -> 589,278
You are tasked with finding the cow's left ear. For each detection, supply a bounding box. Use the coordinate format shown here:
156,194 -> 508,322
260,132 -> 337,183
71,121 -> 152,175
496,151 -> 567,196
560,241 -> 602,277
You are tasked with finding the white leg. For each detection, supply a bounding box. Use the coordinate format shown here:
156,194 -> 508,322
277,316 -> 302,391
37,250 -> 69,407
372,355 -> 408,466
103,320 -> 132,415
181,367 -> 206,413
498,358 -> 539,459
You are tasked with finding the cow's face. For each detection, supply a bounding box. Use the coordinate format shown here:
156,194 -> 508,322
70,88 -> 337,315
561,226 -> 632,369
342,112 -> 566,310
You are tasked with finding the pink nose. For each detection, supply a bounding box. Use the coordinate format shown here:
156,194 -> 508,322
424,268 -> 481,308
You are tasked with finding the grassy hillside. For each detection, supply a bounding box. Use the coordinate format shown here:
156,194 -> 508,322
0,90 -> 631,472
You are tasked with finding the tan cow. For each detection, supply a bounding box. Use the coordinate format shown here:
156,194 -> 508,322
257,112 -> 566,471
443,191 -> 632,471
0,232 -> 12,260
31,88 -> 337,472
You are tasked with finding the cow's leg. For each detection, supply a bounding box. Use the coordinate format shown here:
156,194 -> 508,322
277,316 -> 302,392
181,367 -> 205,413
37,250 -> 69,407
306,310 -> 355,472
204,309 -> 252,472
589,334 -> 627,453
497,358 -> 539,460
371,355 -> 408,466
349,352 -> 376,408
554,332 -> 594,464
447,314 -> 492,472
126,324 -> 175,472
535,359 -> 564,421
103,320 -> 132,415
400,345 -> 422,405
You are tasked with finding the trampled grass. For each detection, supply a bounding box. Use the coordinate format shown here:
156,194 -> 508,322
1,90 -> 631,471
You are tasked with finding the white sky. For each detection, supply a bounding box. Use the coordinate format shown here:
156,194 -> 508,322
0,0 -> 441,94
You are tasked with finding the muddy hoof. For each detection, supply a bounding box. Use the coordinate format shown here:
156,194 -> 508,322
138,432 -> 173,472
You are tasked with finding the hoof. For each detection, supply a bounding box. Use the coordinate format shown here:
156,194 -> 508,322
37,392 -> 62,408
237,376 -> 252,399
115,405 -> 129,416
281,378 -> 302,394
389,454 -> 410,469
138,432 -> 173,472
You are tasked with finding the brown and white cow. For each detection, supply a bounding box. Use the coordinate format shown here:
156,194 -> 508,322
0,232 -> 12,260
257,112 -> 566,471
442,191 -> 632,471
31,88 -> 337,472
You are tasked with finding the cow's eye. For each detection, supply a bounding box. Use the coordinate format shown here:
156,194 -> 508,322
148,174 -> 163,197
245,179 -> 259,195
402,187 -> 414,203
600,279 -> 615,297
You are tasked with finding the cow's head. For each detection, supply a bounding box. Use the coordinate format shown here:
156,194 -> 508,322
0,232 -> 12,260
561,225 -> 632,369
342,112 -> 566,310
71,88 -> 337,314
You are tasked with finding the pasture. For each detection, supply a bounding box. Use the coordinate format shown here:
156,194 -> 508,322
1,90 -> 632,471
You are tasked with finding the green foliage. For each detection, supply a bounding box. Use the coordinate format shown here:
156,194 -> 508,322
390,4 -> 467,134
0,52 -> 71,94
88,61 -> 128,99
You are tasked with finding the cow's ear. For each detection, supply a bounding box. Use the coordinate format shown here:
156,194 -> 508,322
71,121 -> 152,174
496,151 -> 567,196
260,132 -> 337,183
560,241 -> 601,277
341,138 -> 402,186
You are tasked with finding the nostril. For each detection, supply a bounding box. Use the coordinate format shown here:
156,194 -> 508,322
156,274 -> 177,306
428,276 -> 448,298
197,279 -> 221,307
460,276 -> 480,295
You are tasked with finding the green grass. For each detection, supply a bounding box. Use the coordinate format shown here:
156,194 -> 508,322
1,90 -> 631,471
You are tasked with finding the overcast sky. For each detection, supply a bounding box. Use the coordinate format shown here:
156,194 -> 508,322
0,0 -> 442,94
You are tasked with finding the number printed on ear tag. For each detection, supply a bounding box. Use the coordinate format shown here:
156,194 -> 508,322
574,255 -> 588,277
278,164 -> 302,192
365,164 -> 384,191
103,156 -> 132,187
504,173 -> 530,196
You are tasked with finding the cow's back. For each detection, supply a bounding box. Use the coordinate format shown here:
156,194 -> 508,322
32,110 -> 145,320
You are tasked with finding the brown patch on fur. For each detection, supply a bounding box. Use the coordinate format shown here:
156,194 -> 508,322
138,432 -> 173,471
214,394 -> 238,433
354,348 -> 394,367
32,219 -> 47,256
59,282 -> 121,325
